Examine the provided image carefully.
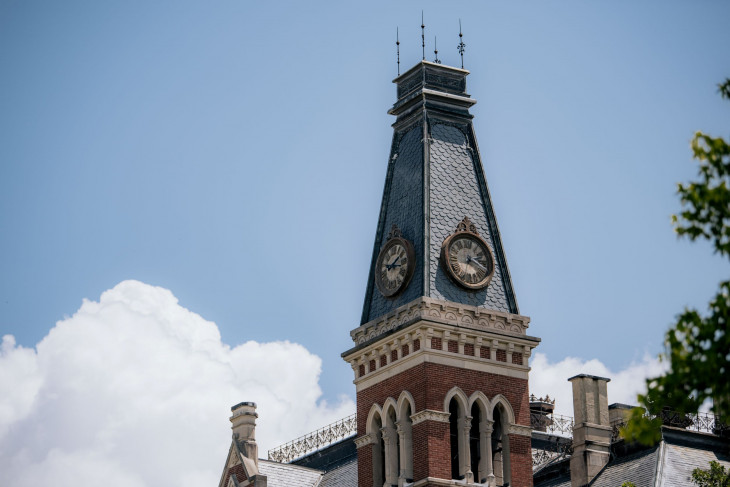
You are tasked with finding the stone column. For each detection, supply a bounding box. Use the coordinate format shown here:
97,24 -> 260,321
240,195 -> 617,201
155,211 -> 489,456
382,425 -> 398,487
480,419 -> 495,486
457,415 -> 474,483
396,421 -> 412,486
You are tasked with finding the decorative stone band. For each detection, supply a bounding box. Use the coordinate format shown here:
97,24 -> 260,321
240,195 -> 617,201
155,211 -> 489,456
508,423 -> 533,437
354,434 -> 376,449
343,318 -> 537,385
351,296 -> 530,346
410,409 -> 451,426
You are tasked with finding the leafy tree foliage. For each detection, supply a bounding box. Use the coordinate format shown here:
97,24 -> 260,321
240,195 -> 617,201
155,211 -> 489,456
623,79 -> 730,445
692,461 -> 730,487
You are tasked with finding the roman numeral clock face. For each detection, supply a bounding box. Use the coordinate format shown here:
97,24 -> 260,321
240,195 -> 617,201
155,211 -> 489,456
441,231 -> 495,290
375,237 -> 415,298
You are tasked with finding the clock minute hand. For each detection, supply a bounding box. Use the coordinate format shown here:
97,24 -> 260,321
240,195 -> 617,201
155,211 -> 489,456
468,256 -> 488,272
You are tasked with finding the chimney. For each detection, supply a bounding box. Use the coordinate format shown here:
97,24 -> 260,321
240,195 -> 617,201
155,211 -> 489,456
230,402 -> 260,471
568,374 -> 612,487
608,403 -> 634,428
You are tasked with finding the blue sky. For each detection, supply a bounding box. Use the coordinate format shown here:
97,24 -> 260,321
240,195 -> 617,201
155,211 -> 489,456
2,0 -> 730,412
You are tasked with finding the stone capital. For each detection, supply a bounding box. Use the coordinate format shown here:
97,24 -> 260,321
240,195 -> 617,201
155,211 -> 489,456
410,409 -> 451,426
508,423 -> 533,437
354,434 -> 376,449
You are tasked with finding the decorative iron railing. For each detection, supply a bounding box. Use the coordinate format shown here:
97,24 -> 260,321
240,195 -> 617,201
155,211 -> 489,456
532,442 -> 573,470
611,409 -> 728,441
530,411 -> 574,437
531,411 -> 574,470
267,413 -> 357,463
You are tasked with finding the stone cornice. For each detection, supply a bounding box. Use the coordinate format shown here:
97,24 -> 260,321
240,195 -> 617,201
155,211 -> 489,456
349,296 -> 532,347
410,409 -> 451,426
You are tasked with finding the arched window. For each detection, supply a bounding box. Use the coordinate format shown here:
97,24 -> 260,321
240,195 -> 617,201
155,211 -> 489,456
383,404 -> 399,486
368,410 -> 385,487
469,402 -> 481,480
449,398 -> 461,480
491,405 -> 511,486
397,396 -> 413,484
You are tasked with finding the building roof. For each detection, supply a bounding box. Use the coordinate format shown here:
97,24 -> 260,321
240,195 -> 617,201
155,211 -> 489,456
532,426 -> 730,487
258,460 -> 323,487
319,458 -> 357,487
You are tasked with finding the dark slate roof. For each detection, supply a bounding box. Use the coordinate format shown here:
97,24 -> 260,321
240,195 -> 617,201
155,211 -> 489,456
360,61 -> 518,325
590,446 -> 659,487
428,122 -> 512,312
319,459 -> 357,487
291,436 -> 357,472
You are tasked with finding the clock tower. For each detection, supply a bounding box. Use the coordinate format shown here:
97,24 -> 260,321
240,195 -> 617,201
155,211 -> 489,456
342,61 -> 540,487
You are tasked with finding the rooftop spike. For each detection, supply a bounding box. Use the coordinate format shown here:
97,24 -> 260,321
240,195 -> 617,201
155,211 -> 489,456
458,19 -> 466,69
396,27 -> 401,76
433,36 -> 441,64
421,11 -> 425,61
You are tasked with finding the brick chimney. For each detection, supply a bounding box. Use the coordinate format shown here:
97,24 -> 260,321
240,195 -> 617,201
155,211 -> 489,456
568,374 -> 612,487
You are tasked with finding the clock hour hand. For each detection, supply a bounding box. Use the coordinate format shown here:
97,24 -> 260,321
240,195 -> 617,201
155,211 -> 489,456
386,256 -> 401,270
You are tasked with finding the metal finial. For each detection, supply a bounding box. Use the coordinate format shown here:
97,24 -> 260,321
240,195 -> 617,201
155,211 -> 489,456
433,36 -> 441,64
457,19 -> 466,69
421,11 -> 425,61
396,27 -> 401,75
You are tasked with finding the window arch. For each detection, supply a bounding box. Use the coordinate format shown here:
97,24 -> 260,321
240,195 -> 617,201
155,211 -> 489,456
366,405 -> 385,487
446,390 -> 472,482
397,391 -> 414,484
383,400 -> 399,486
490,397 -> 514,487
469,392 -> 493,484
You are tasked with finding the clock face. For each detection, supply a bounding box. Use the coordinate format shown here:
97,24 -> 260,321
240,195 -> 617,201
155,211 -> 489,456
441,233 -> 495,290
375,237 -> 415,298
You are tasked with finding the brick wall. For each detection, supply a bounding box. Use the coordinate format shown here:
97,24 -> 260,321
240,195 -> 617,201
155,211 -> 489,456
509,434 -> 533,487
226,463 -> 246,483
412,419 -> 450,481
358,443 -> 373,487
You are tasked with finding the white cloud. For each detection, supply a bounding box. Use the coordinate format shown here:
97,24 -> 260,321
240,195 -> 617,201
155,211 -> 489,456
529,352 -> 667,417
0,280 -> 354,487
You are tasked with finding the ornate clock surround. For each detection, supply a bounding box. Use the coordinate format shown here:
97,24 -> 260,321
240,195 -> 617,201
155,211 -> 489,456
374,224 -> 415,298
440,217 -> 496,291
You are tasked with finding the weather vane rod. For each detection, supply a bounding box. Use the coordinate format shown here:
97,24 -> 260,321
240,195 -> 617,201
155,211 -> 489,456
434,36 -> 441,64
457,19 -> 466,69
396,27 -> 401,75
421,11 -> 425,61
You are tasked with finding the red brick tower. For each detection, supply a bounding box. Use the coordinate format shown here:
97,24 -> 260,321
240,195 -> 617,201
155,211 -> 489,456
342,61 -> 540,487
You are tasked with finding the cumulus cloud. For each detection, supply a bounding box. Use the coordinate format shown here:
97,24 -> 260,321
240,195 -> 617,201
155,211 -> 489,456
529,352 -> 667,417
0,280 -> 354,487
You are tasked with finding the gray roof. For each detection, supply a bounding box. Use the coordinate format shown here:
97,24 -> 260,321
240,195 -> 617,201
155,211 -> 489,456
258,460 -> 323,487
319,458 -> 357,487
590,446 -> 660,487
361,61 -> 518,325
657,439 -> 730,486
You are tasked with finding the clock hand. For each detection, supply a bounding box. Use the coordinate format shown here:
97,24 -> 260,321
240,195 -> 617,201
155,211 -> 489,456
469,257 -> 488,272
386,255 -> 402,270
